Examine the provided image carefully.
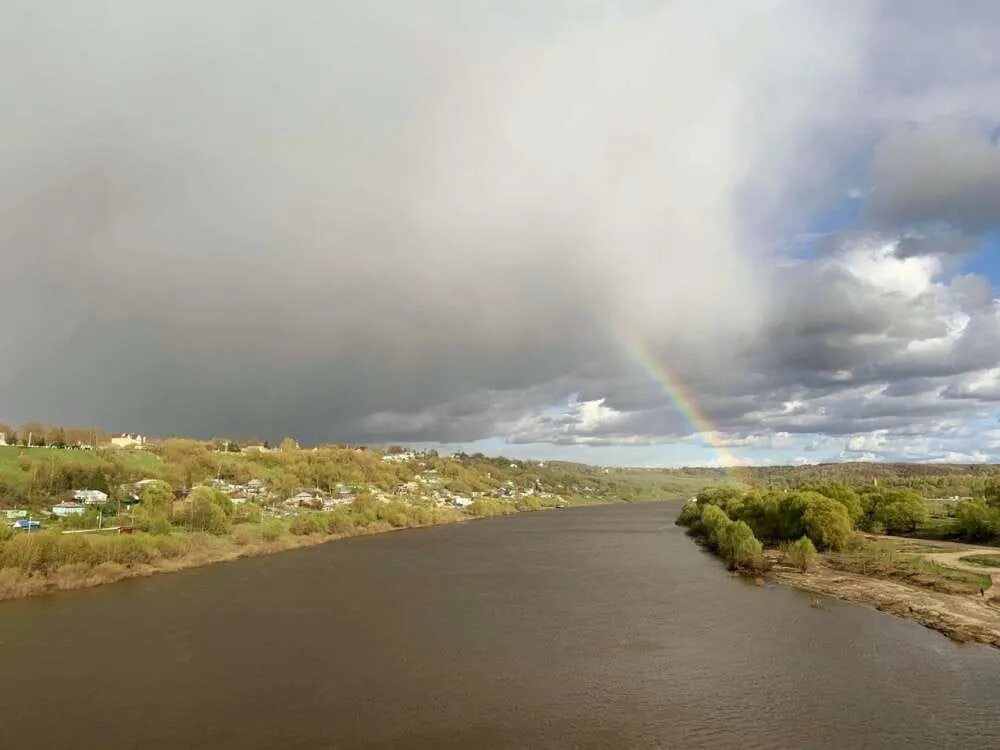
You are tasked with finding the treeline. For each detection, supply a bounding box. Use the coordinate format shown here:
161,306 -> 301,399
678,484 -> 932,571
738,463 -> 1000,498
0,422 -> 109,448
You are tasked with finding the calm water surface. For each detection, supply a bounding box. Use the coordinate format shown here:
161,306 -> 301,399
1,502 -> 999,748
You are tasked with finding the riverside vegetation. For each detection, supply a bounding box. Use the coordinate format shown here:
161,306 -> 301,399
679,482 -> 1000,645
0,430 -> 730,601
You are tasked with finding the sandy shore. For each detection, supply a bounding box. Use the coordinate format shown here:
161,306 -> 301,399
770,548 -> 1000,647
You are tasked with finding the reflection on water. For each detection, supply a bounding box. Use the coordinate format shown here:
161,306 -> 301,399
1,502 -> 999,749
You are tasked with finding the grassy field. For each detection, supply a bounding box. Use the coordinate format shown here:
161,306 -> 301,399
959,554 -> 1000,568
0,446 -> 161,486
826,538 -> 992,595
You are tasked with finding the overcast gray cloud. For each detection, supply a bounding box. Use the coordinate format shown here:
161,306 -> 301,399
3,1 -> 1000,465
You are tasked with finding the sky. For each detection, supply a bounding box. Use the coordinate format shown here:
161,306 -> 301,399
4,1 -> 1000,467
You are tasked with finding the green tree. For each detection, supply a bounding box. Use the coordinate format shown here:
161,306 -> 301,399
810,483 -> 863,524
717,520 -> 763,570
140,481 -> 174,515
872,490 -> 927,533
955,499 -> 998,541
699,504 -> 730,549
984,478 -> 1000,508
802,497 -> 853,551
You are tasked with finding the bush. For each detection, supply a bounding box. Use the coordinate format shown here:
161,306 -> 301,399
289,514 -> 327,536
326,510 -> 355,535
132,508 -> 172,535
468,500 -> 516,518
676,500 -> 703,528
785,536 -> 817,572
376,501 -> 412,528
260,520 -> 286,542
175,498 -> 230,535
515,496 -> 544,512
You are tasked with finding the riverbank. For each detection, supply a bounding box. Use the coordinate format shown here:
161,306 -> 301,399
768,537 -> 1000,647
0,500 -> 632,603
0,511 -> 472,602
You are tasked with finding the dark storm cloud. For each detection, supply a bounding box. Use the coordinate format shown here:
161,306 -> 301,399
4,1 -> 1000,464
2,1 -> 867,444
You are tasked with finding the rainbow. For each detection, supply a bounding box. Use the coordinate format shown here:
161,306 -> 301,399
616,329 -> 740,473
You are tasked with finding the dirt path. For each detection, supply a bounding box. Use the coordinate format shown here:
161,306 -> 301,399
924,549 -> 1000,592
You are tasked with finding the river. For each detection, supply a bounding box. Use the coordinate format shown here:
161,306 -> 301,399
1,501 -> 999,748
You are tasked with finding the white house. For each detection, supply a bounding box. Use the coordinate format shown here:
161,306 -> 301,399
73,489 -> 108,505
111,433 -> 146,449
452,496 -> 473,508
0,433 -> 7,447
382,451 -> 416,463
52,501 -> 86,517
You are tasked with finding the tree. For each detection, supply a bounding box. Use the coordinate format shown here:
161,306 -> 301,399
872,490 -> 927,533
352,491 -> 379,516
717,520 -> 763,570
955,499 -> 998,541
802,497 -> 853,551
50,428 -> 67,449
984,479 -> 1000,508
140,481 -> 175,515
810,483 -> 863,524
279,437 -> 299,452
177,487 -> 230,534
785,536 -> 817,572
699,504 -> 730,549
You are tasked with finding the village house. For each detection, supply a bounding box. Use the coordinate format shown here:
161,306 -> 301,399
73,489 -> 108,505
246,479 -> 266,496
382,451 -> 416,463
52,501 -> 86,517
110,433 -> 146,449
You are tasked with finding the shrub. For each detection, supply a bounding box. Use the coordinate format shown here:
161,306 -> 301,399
175,499 -> 230,535
132,509 -> 172,535
326,510 -> 355,535
376,501 -> 412,528
515,496 -> 544,512
785,536 -> 817,572
289,514 -> 327,536
260,520 -> 285,542
676,500 -> 703,528
468,500 -> 516,518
